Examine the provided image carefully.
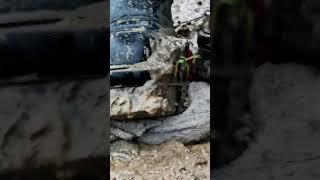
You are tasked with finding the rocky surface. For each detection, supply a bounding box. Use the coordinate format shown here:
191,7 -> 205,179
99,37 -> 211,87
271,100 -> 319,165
0,78 -> 107,177
110,0 -> 211,178
110,33 -> 198,120
111,82 -> 210,144
171,0 -> 210,34
215,63 -> 320,179
111,140 -> 210,180
110,0 -> 211,120
170,0 -> 211,83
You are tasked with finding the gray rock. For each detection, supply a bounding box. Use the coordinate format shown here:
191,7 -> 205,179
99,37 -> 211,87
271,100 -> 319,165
111,120 -> 161,137
111,81 -> 210,144
171,0 -> 210,34
111,127 -> 135,141
110,140 -> 139,162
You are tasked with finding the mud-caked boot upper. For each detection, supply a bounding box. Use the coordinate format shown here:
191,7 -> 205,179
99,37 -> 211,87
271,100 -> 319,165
110,0 -> 160,66
110,0 -> 163,87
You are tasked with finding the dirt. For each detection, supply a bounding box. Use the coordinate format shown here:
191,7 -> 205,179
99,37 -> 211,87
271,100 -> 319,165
111,141 -> 210,180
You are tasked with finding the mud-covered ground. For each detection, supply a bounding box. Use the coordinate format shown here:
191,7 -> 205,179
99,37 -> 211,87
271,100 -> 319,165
111,141 -> 209,180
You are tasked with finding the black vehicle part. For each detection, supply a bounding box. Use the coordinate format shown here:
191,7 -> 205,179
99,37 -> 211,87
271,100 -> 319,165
0,0 -> 103,13
0,27 -> 107,77
0,0 -> 107,78
198,31 -> 211,60
110,32 -> 150,66
110,70 -> 151,87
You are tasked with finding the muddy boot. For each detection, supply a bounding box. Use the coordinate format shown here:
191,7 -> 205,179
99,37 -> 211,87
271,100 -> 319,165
110,0 -> 165,88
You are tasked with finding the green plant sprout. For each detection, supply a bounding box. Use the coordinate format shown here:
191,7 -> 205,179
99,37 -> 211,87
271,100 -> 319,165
175,55 -> 201,82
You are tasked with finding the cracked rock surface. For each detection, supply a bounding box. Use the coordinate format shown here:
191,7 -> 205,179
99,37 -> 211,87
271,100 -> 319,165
171,0 -> 210,33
